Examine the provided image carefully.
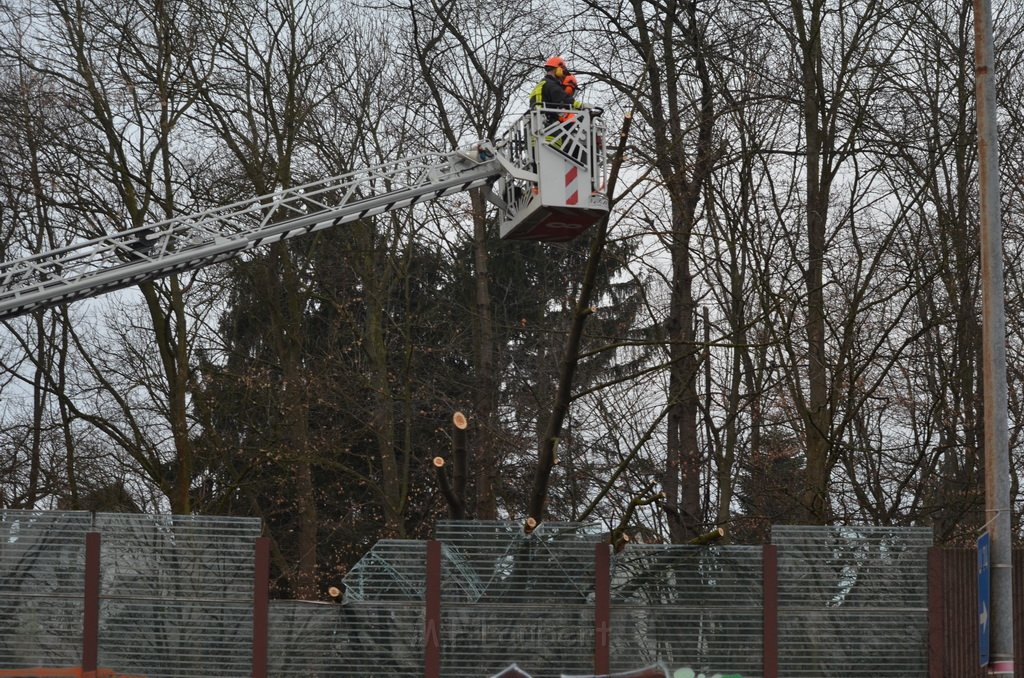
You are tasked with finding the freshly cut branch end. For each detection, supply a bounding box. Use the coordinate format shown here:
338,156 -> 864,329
452,411 -> 468,430
432,456 -> 445,468
688,527 -> 726,545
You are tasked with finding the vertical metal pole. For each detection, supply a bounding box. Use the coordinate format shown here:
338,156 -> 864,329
83,532 -> 100,676
928,548 -> 946,678
594,543 -> 610,675
973,0 -> 1015,674
762,544 -> 778,678
252,537 -> 270,678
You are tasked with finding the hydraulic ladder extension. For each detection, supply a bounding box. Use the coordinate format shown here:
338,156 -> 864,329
0,146 -> 502,320
0,109 -> 608,321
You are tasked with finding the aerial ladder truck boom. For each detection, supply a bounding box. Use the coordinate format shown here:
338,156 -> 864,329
0,109 -> 607,320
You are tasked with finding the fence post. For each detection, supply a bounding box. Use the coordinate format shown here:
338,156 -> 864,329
763,544 -> 778,678
927,547 -> 945,678
83,531 -> 100,677
594,542 -> 611,674
253,537 -> 270,678
425,540 -> 442,678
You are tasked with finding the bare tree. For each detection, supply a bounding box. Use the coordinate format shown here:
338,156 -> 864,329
184,0 -> 352,597
398,0 -> 544,519
739,0 -> 922,523
0,0 -> 212,513
578,0 -> 723,542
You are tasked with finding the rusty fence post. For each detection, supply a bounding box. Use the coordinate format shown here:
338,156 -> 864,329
425,540 -> 442,678
763,544 -> 778,678
594,542 -> 611,674
253,537 -> 270,678
927,547 -> 945,678
82,531 -> 100,677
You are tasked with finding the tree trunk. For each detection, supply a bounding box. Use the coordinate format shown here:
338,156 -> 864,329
795,0 -> 831,524
470,189 -> 499,519
666,198 -> 702,543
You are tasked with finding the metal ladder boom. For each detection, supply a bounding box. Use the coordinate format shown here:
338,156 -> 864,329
0,145 -> 502,320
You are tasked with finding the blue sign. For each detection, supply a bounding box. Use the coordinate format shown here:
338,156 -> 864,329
978,531 -> 991,666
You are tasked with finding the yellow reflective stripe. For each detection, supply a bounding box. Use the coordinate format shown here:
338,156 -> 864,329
530,80 -> 545,107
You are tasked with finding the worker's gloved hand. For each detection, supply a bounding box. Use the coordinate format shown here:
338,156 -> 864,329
579,102 -> 594,109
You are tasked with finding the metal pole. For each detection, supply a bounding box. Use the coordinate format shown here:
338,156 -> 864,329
253,537 -> 270,678
973,0 -> 1014,674
763,544 -> 778,678
83,532 -> 100,675
594,542 -> 610,675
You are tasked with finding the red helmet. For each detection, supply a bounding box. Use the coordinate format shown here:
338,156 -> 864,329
562,73 -> 578,94
544,55 -> 567,71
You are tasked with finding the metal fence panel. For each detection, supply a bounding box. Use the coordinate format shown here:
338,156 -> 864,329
273,539 -> 427,678
268,601 -> 342,677
610,544 -> 763,677
934,548 -> 980,676
0,510 -> 91,670
338,603 -> 424,676
932,547 -> 1024,677
436,521 -> 601,678
94,513 -> 261,677
268,600 -> 424,678
774,525 -> 932,677
343,539 -> 427,602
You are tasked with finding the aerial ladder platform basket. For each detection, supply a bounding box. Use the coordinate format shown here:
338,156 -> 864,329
0,108 -> 608,320
494,107 -> 608,242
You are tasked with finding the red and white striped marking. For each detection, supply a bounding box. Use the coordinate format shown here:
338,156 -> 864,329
565,166 -> 579,205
